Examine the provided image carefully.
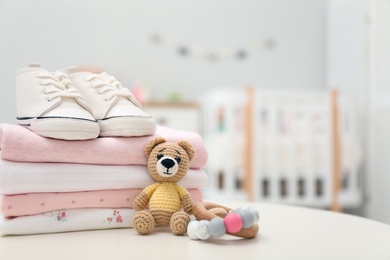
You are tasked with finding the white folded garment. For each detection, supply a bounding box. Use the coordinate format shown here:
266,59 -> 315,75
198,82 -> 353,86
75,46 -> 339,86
0,208 -> 135,236
0,160 -> 208,195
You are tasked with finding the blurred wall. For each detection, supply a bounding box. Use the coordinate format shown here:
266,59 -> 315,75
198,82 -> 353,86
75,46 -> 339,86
0,0 -> 327,124
365,0 -> 390,225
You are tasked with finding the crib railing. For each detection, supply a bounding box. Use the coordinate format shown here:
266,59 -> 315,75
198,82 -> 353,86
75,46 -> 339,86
202,87 -> 362,209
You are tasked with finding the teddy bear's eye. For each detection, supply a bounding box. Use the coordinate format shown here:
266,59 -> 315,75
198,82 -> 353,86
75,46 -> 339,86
174,156 -> 181,164
157,153 -> 164,160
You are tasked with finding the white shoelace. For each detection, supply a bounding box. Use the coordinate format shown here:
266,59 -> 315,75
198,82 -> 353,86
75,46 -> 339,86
84,74 -> 142,107
37,71 -> 83,102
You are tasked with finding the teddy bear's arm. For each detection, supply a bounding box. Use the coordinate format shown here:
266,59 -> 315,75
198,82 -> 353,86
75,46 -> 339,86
133,183 -> 160,211
182,194 -> 194,215
175,185 -> 195,214
132,191 -> 149,211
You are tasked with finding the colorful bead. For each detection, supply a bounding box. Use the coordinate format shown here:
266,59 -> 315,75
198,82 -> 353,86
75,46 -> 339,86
196,220 -> 210,240
237,209 -> 255,228
208,218 -> 226,237
245,206 -> 260,224
187,220 -> 200,240
187,205 -> 260,240
224,213 -> 243,233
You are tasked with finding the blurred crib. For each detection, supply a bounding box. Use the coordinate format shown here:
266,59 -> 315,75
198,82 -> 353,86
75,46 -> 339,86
202,87 -> 362,210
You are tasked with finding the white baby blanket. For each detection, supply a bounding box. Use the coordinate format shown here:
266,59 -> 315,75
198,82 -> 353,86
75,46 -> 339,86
0,160 -> 208,194
0,208 -> 135,236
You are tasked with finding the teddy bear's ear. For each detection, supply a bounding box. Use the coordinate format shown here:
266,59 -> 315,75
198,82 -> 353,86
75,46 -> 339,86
145,137 -> 166,158
177,140 -> 195,161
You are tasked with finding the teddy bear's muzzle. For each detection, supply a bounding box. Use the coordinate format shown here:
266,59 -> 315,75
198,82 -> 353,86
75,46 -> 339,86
157,157 -> 179,177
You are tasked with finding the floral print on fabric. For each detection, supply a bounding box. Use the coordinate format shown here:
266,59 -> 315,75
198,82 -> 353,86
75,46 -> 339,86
104,210 -> 123,224
43,210 -> 67,222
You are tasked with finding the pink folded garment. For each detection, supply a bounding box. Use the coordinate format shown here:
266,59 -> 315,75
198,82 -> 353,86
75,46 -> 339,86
0,189 -> 203,217
0,124 -> 207,168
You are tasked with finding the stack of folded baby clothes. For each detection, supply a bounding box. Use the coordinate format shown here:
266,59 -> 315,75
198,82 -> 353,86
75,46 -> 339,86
0,64 -> 208,236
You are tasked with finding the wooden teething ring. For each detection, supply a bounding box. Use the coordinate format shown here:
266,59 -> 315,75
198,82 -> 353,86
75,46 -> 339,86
192,202 -> 259,239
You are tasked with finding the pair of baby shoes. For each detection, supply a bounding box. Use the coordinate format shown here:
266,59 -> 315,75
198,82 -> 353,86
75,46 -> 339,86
16,63 -> 156,140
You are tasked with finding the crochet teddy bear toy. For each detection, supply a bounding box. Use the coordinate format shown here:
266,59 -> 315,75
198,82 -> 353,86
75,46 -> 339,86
132,137 -> 195,235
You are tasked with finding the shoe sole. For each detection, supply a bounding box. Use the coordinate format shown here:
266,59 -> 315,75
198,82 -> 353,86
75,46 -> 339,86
98,116 -> 156,137
17,116 -> 100,140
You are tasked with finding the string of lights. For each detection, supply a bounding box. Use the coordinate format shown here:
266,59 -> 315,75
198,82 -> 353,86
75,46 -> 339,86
150,33 -> 276,62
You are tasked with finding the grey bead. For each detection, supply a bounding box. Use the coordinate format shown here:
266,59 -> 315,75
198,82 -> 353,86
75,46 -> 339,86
237,210 -> 255,228
208,218 -> 226,237
247,207 -> 260,224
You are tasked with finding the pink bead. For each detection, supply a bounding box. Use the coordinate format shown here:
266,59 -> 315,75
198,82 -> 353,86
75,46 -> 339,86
224,213 -> 243,233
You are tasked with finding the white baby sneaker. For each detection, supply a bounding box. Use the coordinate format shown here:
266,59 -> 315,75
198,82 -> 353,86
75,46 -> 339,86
67,68 -> 156,137
16,63 -> 100,140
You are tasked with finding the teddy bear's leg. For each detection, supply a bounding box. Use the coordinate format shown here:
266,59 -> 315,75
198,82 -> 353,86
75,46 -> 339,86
132,210 -> 155,235
170,212 -> 191,235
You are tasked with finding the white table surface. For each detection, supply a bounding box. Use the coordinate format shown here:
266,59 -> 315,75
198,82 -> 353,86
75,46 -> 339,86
1,202 -> 389,260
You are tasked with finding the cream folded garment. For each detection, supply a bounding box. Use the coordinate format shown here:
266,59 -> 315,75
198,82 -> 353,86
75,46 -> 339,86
0,124 -> 208,168
0,189 -> 203,217
0,160 -> 208,195
0,208 -> 136,236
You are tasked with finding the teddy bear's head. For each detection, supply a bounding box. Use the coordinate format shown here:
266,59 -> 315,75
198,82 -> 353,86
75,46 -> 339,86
145,137 -> 195,183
